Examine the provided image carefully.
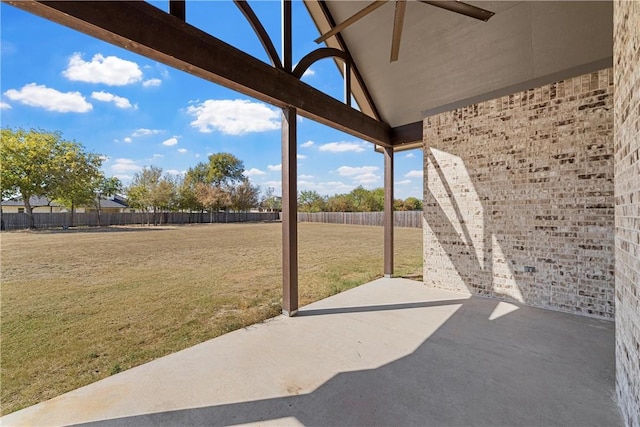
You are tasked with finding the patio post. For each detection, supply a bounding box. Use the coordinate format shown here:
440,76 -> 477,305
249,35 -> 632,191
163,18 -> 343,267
281,0 -> 298,316
281,106 -> 298,316
384,146 -> 394,277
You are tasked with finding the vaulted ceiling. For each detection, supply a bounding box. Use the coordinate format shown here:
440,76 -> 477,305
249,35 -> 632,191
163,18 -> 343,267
305,1 -> 613,129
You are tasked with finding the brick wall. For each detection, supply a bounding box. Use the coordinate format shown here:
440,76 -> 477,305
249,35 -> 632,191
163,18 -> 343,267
614,2 -> 640,425
423,68 -> 615,318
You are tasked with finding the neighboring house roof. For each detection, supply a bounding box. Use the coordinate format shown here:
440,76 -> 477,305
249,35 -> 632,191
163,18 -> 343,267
0,196 -> 128,208
98,198 -> 129,209
0,196 -> 62,207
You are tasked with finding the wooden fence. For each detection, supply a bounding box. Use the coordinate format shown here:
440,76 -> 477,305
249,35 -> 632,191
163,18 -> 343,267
297,211 -> 423,228
1,211 -> 422,230
0,211 -> 281,231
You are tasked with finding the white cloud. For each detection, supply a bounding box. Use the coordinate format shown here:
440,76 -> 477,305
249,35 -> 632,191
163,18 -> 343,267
4,83 -> 92,113
113,174 -> 134,182
301,140 -> 314,148
318,141 -> 367,153
302,68 -> 315,78
397,179 -> 412,185
165,169 -> 186,176
152,153 -> 164,159
299,174 -> 314,179
142,78 -> 162,87
111,158 -> 142,173
405,170 -> 424,178
405,152 -> 415,158
351,173 -> 378,185
337,166 -> 380,185
63,53 -> 142,86
177,148 -> 187,153
297,154 -> 307,159
337,166 -> 379,176
162,137 -> 178,146
245,168 -> 267,177
132,128 -> 163,137
91,91 -> 134,109
268,164 -> 282,172
123,137 -> 132,143
187,99 -> 280,135
0,101 -> 11,109
298,180 -> 353,195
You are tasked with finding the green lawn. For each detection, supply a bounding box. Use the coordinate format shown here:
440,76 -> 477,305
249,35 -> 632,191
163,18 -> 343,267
0,222 -> 422,414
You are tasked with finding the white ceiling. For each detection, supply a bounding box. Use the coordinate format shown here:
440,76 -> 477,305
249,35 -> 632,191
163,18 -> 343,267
306,1 -> 613,127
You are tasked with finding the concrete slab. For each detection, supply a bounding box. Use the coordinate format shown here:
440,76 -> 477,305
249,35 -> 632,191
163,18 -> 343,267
1,278 -> 622,426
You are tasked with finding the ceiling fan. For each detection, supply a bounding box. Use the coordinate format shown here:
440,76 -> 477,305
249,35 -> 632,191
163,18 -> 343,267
315,0 -> 495,62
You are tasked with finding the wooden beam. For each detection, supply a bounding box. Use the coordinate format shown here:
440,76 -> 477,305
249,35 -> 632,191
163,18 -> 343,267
282,107 -> 298,317
390,0 -> 406,62
169,1 -> 185,21
391,121 -> 423,146
315,0 -> 387,44
7,0 -> 391,147
234,0 -> 282,69
383,146 -> 394,277
311,0 -> 383,121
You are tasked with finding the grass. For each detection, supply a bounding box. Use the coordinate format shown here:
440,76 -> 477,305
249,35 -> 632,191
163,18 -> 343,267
0,222 -> 422,415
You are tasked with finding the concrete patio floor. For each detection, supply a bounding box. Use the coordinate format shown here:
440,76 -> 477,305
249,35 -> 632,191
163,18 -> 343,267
1,278 -> 622,426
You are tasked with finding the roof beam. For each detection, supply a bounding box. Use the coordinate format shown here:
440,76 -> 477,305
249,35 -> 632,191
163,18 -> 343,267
6,0 -> 392,147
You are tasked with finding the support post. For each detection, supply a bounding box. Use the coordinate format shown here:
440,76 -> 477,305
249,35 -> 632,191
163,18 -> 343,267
384,146 -> 394,277
282,106 -> 298,316
281,0 -> 297,317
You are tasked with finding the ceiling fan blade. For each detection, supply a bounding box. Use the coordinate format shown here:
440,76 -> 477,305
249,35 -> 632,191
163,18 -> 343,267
315,0 -> 388,44
419,1 -> 494,21
390,0 -> 407,62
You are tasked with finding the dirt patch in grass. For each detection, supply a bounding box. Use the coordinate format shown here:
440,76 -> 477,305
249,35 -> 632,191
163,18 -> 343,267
0,222 -> 422,414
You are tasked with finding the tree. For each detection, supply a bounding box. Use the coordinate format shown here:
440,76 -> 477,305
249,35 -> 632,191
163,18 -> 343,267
127,166 -> 176,225
298,190 -> 326,212
326,194 -> 356,212
348,186 -> 384,212
0,128 -> 103,229
178,171 -> 204,213
231,179 -> 260,212
261,187 -> 282,212
195,182 -> 230,222
186,153 -> 246,217
205,153 -> 245,187
52,145 -> 106,226
93,176 -> 123,226
403,196 -> 423,211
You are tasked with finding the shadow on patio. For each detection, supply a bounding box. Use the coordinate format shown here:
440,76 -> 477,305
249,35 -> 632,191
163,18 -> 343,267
1,278 -> 621,426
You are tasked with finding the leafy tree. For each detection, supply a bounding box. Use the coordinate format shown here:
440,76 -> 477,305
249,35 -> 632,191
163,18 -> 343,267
298,190 -> 326,212
0,128 -> 103,229
93,176 -> 123,226
261,187 -> 282,212
195,182 -> 230,221
127,166 -> 176,225
205,153 -> 245,187
326,194 -> 356,212
403,196 -> 423,211
231,179 -> 260,212
185,153 -> 246,216
348,186 -> 384,212
178,171 -> 204,212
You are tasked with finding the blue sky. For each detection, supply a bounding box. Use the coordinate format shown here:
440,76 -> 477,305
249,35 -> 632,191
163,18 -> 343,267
1,1 -> 423,199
